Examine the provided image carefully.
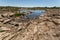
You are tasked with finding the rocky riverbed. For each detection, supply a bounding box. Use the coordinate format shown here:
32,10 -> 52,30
0,9 -> 60,40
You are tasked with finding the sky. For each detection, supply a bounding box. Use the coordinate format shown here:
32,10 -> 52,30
0,0 -> 59,7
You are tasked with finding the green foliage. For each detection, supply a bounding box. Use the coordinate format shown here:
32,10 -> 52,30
14,13 -> 21,17
14,13 -> 25,17
0,30 -> 5,32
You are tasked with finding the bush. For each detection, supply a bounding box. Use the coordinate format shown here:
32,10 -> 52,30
14,13 -> 25,17
0,30 -> 5,32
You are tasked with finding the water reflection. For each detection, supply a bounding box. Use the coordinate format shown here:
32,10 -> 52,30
20,10 -> 45,19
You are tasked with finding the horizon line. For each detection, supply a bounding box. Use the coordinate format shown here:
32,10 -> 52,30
0,6 -> 60,7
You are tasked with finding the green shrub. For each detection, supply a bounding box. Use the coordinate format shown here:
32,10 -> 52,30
14,13 -> 25,17
0,30 -> 5,32
14,13 -> 21,17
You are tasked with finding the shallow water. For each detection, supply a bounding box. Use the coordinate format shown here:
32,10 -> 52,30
21,10 -> 45,19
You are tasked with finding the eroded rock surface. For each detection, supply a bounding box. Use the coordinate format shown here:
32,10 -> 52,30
0,9 -> 60,40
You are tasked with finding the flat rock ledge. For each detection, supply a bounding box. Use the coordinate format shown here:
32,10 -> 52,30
0,9 -> 60,40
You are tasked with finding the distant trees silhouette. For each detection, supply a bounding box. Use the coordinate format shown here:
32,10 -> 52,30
0,6 -> 59,11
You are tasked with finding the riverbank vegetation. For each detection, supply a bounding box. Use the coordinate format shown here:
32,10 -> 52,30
0,6 -> 59,11
14,12 -> 25,17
